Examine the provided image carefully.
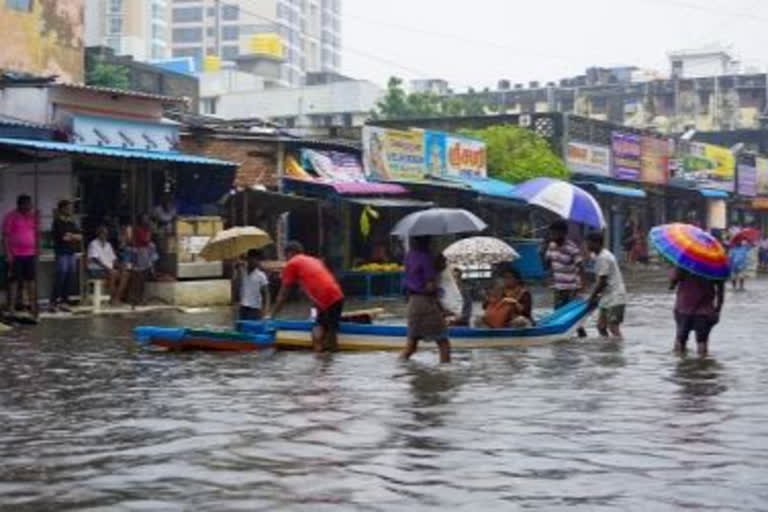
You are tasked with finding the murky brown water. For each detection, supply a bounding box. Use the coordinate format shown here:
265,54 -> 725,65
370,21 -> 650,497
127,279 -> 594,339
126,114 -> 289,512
1,278 -> 768,511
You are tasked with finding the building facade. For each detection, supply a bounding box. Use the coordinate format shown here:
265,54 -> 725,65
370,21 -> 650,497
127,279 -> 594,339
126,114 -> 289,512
0,0 -> 85,82
169,0 -> 341,87
84,0 -> 171,61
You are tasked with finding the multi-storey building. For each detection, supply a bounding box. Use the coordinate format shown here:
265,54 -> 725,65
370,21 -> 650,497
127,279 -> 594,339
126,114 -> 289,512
85,0 -> 171,61
168,0 -> 341,87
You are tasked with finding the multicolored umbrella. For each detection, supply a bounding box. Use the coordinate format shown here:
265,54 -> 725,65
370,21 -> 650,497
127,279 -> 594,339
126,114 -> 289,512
513,178 -> 605,229
649,223 -> 730,280
443,237 -> 520,266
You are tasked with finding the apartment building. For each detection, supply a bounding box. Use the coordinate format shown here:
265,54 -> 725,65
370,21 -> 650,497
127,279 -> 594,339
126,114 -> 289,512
85,0 -> 171,61
169,0 -> 341,87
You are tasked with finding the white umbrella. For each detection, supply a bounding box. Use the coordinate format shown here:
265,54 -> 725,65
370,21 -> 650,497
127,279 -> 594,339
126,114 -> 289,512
391,208 -> 487,237
443,237 -> 520,266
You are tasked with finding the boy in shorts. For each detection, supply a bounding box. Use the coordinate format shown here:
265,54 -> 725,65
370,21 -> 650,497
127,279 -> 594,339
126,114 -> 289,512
586,232 -> 627,340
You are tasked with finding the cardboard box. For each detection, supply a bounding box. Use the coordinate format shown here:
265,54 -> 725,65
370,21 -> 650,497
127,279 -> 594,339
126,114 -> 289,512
176,219 -> 195,236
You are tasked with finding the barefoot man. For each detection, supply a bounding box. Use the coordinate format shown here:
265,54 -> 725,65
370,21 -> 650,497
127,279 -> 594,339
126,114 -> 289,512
267,241 -> 344,353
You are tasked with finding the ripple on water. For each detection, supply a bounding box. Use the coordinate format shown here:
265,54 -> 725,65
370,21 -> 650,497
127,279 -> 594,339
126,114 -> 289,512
2,286 -> 768,510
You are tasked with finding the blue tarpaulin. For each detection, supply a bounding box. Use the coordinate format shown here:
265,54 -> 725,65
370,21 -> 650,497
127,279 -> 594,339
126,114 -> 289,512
0,137 -> 236,167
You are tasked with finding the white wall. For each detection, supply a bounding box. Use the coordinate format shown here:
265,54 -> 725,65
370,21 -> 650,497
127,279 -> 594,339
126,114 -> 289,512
199,70 -> 265,98
212,80 -> 383,122
0,89 -> 51,125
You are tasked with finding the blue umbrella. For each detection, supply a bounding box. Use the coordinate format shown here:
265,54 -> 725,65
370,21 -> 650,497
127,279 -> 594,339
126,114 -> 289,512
514,178 -> 605,229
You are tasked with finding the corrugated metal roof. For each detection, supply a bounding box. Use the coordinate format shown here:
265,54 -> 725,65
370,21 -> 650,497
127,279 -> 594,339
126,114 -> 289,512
0,138 -> 236,167
0,115 -> 52,130
346,197 -> 433,208
54,83 -> 188,104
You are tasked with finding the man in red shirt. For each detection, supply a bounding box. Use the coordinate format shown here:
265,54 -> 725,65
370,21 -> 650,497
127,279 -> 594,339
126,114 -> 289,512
267,241 -> 344,352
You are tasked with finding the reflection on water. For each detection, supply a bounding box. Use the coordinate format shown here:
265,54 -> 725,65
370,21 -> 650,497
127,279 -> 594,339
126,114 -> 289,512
1,284 -> 768,510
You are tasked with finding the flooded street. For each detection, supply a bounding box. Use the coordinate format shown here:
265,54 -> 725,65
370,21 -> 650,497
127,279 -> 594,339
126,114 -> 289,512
1,277 -> 768,511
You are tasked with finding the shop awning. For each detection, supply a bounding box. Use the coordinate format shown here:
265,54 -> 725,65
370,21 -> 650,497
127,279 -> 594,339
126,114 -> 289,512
346,197 -> 433,208
0,137 -> 236,167
590,183 -> 646,198
224,188 -> 320,214
331,181 -> 407,196
699,189 -> 729,199
462,177 -> 520,201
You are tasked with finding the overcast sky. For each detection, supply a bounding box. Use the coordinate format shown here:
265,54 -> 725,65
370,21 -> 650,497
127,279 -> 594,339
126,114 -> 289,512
342,0 -> 768,91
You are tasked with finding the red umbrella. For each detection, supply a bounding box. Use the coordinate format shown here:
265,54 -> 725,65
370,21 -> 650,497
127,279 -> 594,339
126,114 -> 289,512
730,228 -> 760,246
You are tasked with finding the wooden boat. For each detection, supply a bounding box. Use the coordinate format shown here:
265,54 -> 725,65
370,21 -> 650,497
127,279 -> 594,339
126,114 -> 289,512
134,325 -> 275,352
238,299 -> 593,351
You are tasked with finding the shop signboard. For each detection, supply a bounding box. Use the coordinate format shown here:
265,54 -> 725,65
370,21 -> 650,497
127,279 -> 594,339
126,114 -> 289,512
443,134 -> 487,179
679,142 -> 735,192
612,132 -> 642,181
566,142 -> 611,177
756,158 -> 768,196
364,127 -> 487,182
737,164 -> 758,197
363,126 -> 427,182
639,136 -> 671,185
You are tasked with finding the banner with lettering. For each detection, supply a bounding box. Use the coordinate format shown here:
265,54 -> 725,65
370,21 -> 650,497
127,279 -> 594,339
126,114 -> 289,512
566,142 -> 611,177
612,132 -> 642,181
640,136 -> 671,185
363,126 -> 427,182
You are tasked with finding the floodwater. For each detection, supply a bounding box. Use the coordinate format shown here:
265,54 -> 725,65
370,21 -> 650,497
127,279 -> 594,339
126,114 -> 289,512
1,277 -> 768,511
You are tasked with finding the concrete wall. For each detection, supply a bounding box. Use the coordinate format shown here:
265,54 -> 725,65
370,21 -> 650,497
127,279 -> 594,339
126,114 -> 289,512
211,80 -> 383,125
0,0 -> 85,82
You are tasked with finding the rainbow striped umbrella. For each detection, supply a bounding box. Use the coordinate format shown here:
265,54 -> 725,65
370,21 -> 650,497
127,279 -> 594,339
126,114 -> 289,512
649,223 -> 730,280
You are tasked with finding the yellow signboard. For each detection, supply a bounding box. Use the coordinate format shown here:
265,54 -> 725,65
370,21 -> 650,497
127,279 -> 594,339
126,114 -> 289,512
203,55 -> 221,72
703,144 -> 735,181
249,33 -> 284,59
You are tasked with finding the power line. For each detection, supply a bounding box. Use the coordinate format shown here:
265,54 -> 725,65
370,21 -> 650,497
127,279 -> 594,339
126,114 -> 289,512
227,0 -> 480,88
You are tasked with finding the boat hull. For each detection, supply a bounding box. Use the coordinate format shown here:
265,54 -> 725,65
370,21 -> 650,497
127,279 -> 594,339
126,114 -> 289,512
239,299 -> 593,351
134,327 -> 275,352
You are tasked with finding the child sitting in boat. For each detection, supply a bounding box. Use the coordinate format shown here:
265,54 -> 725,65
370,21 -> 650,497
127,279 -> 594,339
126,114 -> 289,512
499,265 -> 534,328
474,285 -> 532,329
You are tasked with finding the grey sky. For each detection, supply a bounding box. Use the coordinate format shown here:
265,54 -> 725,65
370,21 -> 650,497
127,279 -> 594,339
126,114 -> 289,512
342,0 -> 768,90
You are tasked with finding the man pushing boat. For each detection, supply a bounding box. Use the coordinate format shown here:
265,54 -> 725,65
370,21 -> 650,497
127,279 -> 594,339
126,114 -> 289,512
266,241 -> 345,353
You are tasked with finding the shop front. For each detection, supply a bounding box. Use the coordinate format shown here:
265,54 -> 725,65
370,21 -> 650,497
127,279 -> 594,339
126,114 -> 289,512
0,136 -> 236,305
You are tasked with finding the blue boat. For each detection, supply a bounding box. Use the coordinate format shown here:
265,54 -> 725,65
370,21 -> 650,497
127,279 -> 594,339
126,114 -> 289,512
238,299 -> 593,351
134,325 -> 275,352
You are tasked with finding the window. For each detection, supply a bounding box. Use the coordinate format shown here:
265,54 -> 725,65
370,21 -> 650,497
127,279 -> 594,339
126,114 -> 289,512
109,17 -> 123,34
172,27 -> 203,43
221,3 -> 239,20
206,27 -> 214,37
152,23 -> 166,41
151,2 -> 164,19
201,98 -> 218,115
151,43 -> 166,60
109,0 -> 122,14
221,45 -> 239,60
173,47 -> 203,60
207,7 -> 215,16
5,0 -> 33,11
221,25 -> 239,41
172,7 -> 202,22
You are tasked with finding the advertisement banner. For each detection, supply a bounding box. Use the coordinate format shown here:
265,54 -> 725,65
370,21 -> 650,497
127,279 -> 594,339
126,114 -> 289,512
303,149 -> 365,182
756,158 -> 768,196
737,164 -> 758,197
363,126 -> 427,182
445,135 -> 487,179
640,136 -> 671,185
566,142 -> 611,177
364,127 -> 487,182
679,142 -> 735,192
612,132 -> 642,181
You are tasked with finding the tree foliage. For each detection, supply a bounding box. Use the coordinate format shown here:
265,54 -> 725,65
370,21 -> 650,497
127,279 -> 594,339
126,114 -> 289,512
372,76 -> 488,120
86,59 -> 131,90
461,125 -> 569,183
